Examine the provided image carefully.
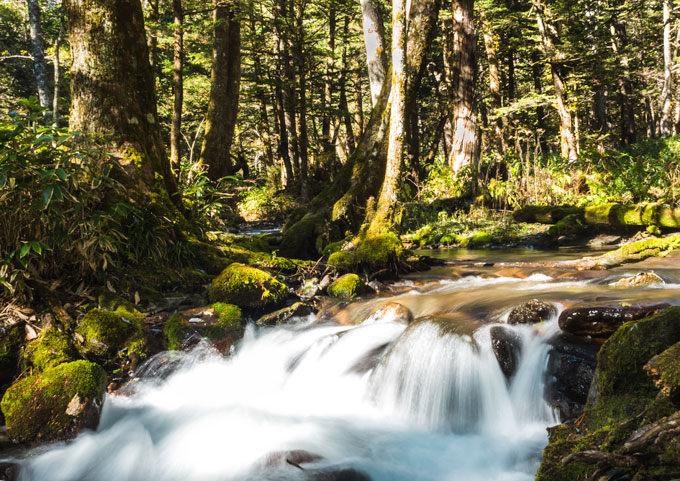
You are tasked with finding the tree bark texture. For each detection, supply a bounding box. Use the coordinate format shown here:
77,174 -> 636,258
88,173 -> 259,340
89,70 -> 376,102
200,0 -> 242,181
534,0 -> 577,162
360,0 -> 388,107
610,19 -> 636,144
170,0 -> 184,170
53,13 -> 64,125
26,0 -> 50,110
65,0 -> 179,205
295,0 -> 310,198
480,7 -> 506,159
661,0 -> 673,136
448,0 -> 478,174
321,0 -> 336,153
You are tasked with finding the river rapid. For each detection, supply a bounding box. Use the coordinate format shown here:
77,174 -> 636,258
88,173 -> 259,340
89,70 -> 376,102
11,248 -> 680,481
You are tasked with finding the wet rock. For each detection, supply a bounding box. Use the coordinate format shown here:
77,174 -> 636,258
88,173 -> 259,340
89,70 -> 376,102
365,302 -> 413,325
208,263 -> 288,309
349,343 -> 390,374
546,334 -> 599,421
507,299 -> 557,325
256,302 -> 314,326
297,279 -> 320,300
327,274 -> 366,300
644,341 -> 680,407
0,462 -> 18,481
558,303 -> 669,340
0,360 -> 106,445
587,234 -> 621,247
367,280 -> 387,293
490,326 -> 521,378
165,303 -> 243,351
0,322 -> 25,387
310,468 -> 372,481
611,271 -> 664,288
259,449 -> 323,468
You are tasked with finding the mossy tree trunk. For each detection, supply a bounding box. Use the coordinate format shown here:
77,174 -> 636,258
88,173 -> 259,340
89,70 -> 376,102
170,0 -> 184,171
360,0 -> 388,107
65,0 -> 181,209
200,0 -> 242,181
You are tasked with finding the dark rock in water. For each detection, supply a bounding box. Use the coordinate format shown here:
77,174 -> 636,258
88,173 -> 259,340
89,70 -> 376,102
0,360 -> 106,445
165,304 -> 243,352
349,342 -> 390,374
259,449 -> 323,468
587,234 -> 621,247
490,326 -> 521,378
256,302 -> 315,326
507,299 -> 557,325
558,303 -> 669,340
0,462 -> 18,481
367,302 -> 413,325
310,468 -> 372,481
546,333 -> 599,421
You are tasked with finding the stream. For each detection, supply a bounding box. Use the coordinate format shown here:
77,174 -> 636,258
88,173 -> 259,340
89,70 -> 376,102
9,247 -> 680,481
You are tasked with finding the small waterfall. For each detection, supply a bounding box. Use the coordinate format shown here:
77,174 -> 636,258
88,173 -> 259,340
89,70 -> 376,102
15,301 -> 559,481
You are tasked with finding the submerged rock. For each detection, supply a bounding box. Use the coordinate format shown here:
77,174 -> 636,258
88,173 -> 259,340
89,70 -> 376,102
558,303 -> 669,340
165,303 -> 243,351
326,274 -> 366,300
310,468 -> 372,481
507,299 -> 557,325
611,271 -> 664,288
259,449 -> 323,468
1,360 -> 106,445
365,302 -> 413,325
209,263 -> 288,309
256,302 -> 314,326
490,326 -> 521,378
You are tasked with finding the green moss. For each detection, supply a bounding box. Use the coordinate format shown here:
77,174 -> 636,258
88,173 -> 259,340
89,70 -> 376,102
164,304 -> 243,351
24,329 -> 79,371
323,240 -> 346,257
644,341 -> 680,405
327,274 -> 366,300
0,360 -> 107,444
212,303 -> 242,329
357,232 -> 403,268
76,307 -> 143,357
586,306 -> 680,429
279,214 -> 324,259
164,313 -> 185,351
547,213 -> 586,238
467,231 -> 494,247
208,263 -> 288,309
535,424 -> 608,481
595,233 -> 680,268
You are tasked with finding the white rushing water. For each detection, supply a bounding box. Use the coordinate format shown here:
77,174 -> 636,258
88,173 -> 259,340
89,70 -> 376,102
17,304 -> 559,481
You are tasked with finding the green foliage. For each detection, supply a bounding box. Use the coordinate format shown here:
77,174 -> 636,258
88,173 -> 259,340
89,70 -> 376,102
237,183 -> 299,221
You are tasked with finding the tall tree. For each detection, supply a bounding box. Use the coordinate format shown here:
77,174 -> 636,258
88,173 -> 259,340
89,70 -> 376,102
200,0 -> 242,181
360,0 -> 388,106
26,0 -> 50,111
64,0 -> 180,207
170,0 -> 184,170
661,0 -> 673,136
448,0 -> 477,174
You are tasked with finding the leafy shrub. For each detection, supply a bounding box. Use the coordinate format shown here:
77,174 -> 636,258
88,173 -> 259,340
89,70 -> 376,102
237,183 -> 298,221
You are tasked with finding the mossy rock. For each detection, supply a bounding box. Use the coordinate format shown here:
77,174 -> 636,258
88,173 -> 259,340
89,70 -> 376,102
547,213 -> 586,239
76,307 -> 144,358
328,232 -> 405,272
535,424 -> 606,481
326,274 -> 366,300
165,303 -> 243,351
644,341 -> 680,407
467,231 -> 495,247
23,329 -> 79,372
0,322 -> 25,387
586,306 -> 680,429
1,360 -> 107,444
208,263 -> 288,309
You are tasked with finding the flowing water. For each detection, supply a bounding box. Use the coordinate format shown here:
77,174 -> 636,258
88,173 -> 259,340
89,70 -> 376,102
10,248 -> 680,481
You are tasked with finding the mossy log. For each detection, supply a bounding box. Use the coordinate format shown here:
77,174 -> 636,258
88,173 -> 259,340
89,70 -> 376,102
551,233 -> 680,270
513,203 -> 680,229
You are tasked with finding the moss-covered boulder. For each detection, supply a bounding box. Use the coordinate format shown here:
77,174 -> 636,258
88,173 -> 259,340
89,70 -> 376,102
1,360 -> 107,444
23,329 -> 79,372
256,302 -> 315,326
586,306 -> 680,429
165,303 -> 243,351
76,307 -> 144,358
208,263 -> 288,309
326,274 -> 366,300
0,322 -> 25,387
644,341 -> 680,407
328,232 -> 405,272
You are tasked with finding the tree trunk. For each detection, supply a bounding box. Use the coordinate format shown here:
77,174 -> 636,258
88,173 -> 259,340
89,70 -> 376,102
448,0 -> 478,174
170,0 -> 184,170
322,0 -> 336,153
64,0 -> 180,208
26,0 -> 50,111
353,70 -> 365,132
146,0 -> 159,81
480,7 -> 505,160
295,0 -> 310,198
360,0 -> 388,107
534,0 -> 577,162
249,7 -> 275,170
611,20 -> 636,144
52,12 -> 64,125
200,0 -> 242,181
339,15 -> 356,152
661,0 -> 673,136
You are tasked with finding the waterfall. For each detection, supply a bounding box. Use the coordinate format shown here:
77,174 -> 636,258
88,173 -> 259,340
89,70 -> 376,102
16,306 -> 558,481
